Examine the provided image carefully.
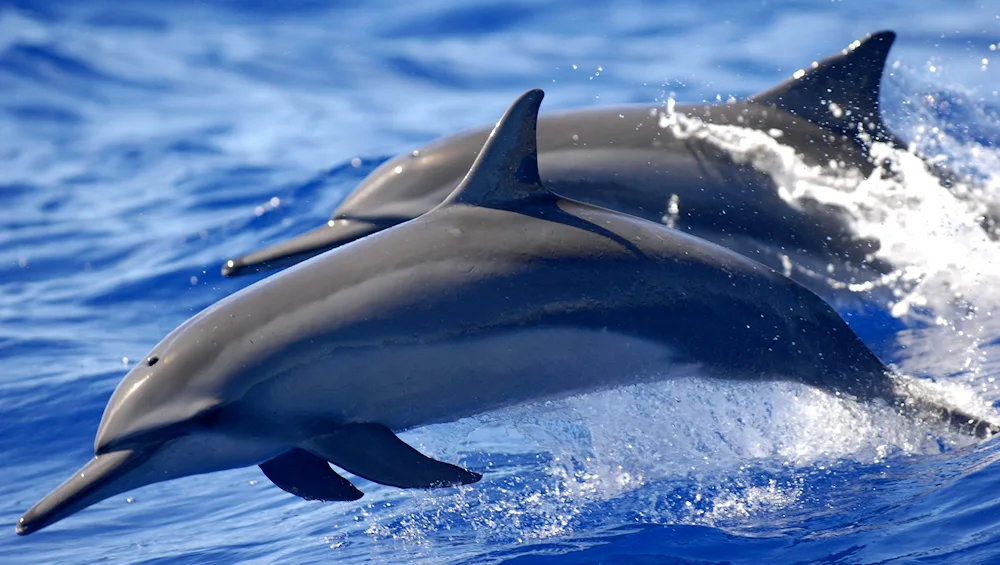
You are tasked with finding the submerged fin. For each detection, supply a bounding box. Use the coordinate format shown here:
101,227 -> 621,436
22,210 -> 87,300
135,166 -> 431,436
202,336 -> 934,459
304,423 -> 482,489
902,397 -> 998,439
888,380 -> 1000,439
751,30 -> 902,145
259,448 -> 364,501
440,89 -> 550,209
936,405 -> 997,439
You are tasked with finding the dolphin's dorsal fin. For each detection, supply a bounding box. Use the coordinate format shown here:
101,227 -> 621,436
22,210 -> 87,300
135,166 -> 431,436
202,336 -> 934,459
441,88 -> 549,209
751,30 -> 899,144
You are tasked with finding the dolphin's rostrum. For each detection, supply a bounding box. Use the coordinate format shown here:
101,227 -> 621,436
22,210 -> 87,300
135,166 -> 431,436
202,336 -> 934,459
18,88 -> 996,536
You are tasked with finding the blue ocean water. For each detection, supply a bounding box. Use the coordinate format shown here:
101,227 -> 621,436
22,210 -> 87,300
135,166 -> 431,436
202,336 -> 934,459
3,0 -> 1000,563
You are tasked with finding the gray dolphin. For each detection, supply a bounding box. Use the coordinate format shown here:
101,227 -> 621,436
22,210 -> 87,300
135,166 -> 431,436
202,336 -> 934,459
18,89 -> 993,537
223,30 -> 905,283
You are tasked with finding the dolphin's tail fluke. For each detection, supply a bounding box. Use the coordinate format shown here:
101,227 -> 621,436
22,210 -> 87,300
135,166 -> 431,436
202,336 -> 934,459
751,30 -> 905,149
221,219 -> 383,277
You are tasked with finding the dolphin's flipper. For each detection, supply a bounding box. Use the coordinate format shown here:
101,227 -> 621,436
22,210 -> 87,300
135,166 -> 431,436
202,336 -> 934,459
259,448 -> 364,501
305,423 -> 482,489
751,30 -> 903,146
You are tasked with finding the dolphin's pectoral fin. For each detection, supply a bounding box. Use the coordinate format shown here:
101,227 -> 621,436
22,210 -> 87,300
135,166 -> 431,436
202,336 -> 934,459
305,423 -> 482,489
259,448 -> 364,501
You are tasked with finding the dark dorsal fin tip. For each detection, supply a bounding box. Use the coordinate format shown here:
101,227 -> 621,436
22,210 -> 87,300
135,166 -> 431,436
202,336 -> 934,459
441,88 -> 549,209
750,30 -> 899,144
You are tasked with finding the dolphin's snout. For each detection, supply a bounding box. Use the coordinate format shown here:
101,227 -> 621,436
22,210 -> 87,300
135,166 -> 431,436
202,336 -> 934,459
16,449 -> 153,535
222,219 -> 385,277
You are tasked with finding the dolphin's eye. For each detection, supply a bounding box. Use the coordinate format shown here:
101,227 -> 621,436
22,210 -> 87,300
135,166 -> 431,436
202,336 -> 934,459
147,356 -> 159,367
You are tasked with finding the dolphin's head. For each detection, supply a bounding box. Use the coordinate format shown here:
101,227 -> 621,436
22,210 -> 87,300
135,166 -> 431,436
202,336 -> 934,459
92,287 -> 286,454
19,322 -> 281,535
17,274 -> 301,536
93,335 -> 226,456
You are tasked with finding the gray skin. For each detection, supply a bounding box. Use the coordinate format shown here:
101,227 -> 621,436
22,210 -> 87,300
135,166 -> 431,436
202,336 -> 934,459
17,89 -> 994,537
223,30 -> 908,295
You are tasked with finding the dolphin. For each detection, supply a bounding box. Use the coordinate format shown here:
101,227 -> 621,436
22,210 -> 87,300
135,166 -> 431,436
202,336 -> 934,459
223,30 -> 906,287
18,89 -> 994,537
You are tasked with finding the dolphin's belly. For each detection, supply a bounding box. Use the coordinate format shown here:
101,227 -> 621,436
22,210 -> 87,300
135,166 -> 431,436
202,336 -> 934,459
241,327 -> 687,434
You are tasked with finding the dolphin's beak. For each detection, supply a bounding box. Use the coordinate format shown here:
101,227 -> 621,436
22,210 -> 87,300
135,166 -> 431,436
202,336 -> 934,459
221,219 -> 385,277
16,448 -> 154,536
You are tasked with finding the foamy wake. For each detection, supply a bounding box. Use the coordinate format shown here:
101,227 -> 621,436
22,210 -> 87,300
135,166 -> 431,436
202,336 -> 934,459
345,376 -> 982,547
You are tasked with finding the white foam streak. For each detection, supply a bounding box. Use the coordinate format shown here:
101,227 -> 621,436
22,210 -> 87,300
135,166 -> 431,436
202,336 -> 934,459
657,106 -> 1000,322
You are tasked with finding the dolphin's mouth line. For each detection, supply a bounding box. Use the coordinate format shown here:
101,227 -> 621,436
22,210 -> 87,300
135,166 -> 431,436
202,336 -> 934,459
95,400 -> 225,456
95,424 -> 194,456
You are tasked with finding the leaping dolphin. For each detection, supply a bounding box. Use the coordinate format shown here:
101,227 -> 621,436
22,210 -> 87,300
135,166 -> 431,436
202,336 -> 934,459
223,31 -> 905,286
18,89 -> 994,537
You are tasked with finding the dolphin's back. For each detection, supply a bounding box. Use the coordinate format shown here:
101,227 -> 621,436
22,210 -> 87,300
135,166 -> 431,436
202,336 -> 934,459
223,32 -> 902,278
219,196 -> 891,434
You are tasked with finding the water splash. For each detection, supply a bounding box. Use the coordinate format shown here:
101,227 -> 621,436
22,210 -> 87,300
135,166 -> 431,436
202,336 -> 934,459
343,375 -> 981,557
655,97 -> 1000,325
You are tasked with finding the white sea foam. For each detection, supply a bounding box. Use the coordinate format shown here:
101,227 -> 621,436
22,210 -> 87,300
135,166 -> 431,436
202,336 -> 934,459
351,371 -> 985,547
653,104 -> 1000,324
